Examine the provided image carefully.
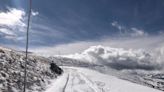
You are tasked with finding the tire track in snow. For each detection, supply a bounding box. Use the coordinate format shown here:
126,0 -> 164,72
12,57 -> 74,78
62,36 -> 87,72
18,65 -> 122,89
78,72 -> 103,92
45,68 -> 106,92
66,68 -> 105,92
44,73 -> 70,92
62,74 -> 69,92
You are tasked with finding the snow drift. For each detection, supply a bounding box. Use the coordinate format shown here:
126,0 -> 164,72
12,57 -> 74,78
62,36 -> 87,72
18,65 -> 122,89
64,45 -> 163,70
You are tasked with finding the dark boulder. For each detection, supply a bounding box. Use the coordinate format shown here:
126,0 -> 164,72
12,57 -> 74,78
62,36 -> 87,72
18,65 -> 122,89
50,63 -> 63,75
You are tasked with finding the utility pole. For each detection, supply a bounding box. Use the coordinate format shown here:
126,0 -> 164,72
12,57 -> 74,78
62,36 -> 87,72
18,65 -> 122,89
23,0 -> 32,92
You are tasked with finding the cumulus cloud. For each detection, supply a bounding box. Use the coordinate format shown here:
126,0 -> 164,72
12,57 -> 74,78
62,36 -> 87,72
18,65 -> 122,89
0,8 -> 40,42
31,34 -> 164,56
30,27 -> 164,70
0,8 -> 26,40
31,33 -> 164,71
64,45 -> 163,70
0,8 -> 25,26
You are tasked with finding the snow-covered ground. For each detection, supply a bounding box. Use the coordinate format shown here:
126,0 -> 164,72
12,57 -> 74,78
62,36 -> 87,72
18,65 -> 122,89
1,45 -> 163,92
48,45 -> 164,91
0,46 -> 62,92
45,67 -> 162,92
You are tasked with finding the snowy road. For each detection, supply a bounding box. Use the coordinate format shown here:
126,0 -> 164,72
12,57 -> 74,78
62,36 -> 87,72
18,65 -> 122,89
45,67 -> 162,92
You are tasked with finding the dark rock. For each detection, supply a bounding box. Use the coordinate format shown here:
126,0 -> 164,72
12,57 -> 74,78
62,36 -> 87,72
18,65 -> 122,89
1,72 -> 6,77
0,49 -> 5,53
50,63 -> 63,75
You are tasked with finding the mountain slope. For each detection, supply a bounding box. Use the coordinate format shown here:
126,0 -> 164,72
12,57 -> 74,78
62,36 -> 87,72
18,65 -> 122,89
0,47 -> 63,92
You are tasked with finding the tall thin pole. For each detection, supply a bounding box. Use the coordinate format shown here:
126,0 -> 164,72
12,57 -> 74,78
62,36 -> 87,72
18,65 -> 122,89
23,0 -> 32,92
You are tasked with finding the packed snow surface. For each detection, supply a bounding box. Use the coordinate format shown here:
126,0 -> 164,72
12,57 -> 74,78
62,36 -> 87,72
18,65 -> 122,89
45,67 -> 162,92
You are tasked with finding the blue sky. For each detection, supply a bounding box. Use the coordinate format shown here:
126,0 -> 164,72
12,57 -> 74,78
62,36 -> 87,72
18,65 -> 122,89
0,0 -> 164,55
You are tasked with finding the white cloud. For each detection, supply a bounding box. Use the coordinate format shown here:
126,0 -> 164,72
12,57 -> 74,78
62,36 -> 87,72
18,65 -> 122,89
32,10 -> 39,16
64,45 -> 162,70
4,35 -> 17,40
0,8 -> 26,40
111,21 -> 147,37
31,34 -> 164,57
30,29 -> 164,70
0,28 -> 15,36
131,28 -> 147,37
0,8 -> 25,26
111,21 -> 123,34
0,28 -> 17,40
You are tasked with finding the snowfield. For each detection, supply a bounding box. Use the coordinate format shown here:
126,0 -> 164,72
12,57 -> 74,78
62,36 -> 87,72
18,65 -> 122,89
45,67 -> 162,92
49,45 -> 164,91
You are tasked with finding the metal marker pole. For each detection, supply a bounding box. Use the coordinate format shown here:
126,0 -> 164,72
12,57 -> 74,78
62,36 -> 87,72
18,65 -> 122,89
23,0 -> 32,92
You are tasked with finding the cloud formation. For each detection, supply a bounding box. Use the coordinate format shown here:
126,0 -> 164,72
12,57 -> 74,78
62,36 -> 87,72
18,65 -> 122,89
0,8 -> 25,26
0,8 -> 25,40
130,28 -> 147,37
31,10 -> 39,16
64,45 -> 163,70
32,33 -> 164,56
111,21 -> 147,37
0,8 -> 41,43
0,7 -> 69,48
31,32 -> 164,71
